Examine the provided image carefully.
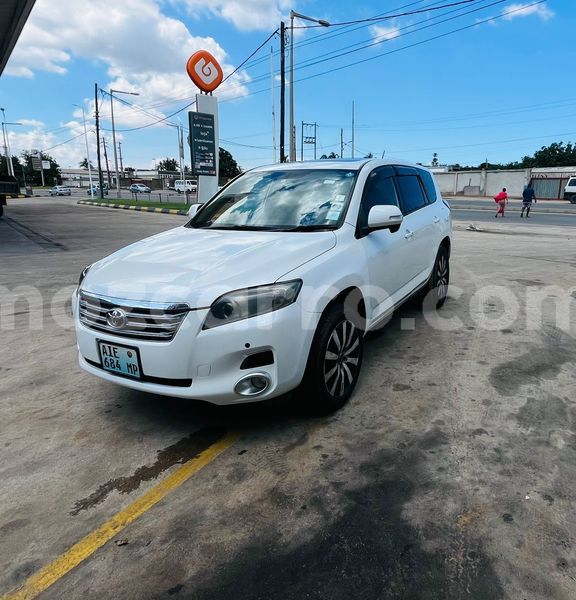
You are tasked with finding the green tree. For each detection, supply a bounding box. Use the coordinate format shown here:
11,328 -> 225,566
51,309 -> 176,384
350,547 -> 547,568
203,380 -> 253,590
21,151 -> 61,186
219,147 -> 241,178
518,142 -> 576,168
320,152 -> 339,159
0,154 -> 25,183
157,158 -> 179,172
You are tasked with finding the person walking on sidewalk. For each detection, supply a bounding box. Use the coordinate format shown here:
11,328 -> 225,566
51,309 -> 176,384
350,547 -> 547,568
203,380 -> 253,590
494,188 -> 508,218
520,183 -> 537,218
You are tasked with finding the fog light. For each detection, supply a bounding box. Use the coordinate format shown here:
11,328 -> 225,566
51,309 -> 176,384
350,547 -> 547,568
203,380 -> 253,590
234,373 -> 271,396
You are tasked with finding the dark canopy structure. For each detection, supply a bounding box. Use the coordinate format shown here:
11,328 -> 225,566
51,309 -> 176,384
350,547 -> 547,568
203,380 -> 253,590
0,0 -> 36,76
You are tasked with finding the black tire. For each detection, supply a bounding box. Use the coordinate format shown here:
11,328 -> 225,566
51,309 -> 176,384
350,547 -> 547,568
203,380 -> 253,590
298,302 -> 364,414
423,245 -> 450,309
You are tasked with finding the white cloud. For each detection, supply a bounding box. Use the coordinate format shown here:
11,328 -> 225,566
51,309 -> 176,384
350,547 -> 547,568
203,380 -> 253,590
502,3 -> 554,21
370,24 -> 400,42
182,0 -> 291,31
6,121 -> 91,169
5,0 -> 251,128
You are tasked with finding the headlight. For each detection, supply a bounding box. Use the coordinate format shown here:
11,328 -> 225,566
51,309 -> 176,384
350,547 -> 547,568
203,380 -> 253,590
78,265 -> 91,288
203,280 -> 302,330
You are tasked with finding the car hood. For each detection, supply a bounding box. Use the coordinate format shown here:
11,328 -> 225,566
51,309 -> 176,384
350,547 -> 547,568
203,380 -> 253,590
82,226 -> 336,305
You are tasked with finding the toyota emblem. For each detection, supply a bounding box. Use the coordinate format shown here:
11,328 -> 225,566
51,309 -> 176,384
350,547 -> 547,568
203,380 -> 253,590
106,308 -> 127,329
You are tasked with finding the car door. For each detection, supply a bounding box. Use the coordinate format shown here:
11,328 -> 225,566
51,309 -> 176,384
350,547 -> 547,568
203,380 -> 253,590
395,167 -> 437,286
356,166 -> 408,318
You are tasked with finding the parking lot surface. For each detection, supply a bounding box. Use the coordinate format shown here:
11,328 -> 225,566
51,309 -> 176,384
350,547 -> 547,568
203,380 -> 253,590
1,198 -> 576,599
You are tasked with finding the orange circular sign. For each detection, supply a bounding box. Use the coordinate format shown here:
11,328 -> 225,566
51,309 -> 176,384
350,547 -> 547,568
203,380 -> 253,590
186,50 -> 224,93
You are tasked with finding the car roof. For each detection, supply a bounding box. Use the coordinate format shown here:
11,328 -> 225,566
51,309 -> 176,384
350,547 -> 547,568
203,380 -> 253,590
249,158 -> 431,173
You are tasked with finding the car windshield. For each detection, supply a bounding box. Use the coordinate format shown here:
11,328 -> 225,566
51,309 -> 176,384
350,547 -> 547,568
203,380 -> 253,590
190,168 -> 357,231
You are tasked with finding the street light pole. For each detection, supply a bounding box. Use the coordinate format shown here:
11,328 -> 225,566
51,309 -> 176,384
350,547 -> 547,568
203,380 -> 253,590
110,89 -> 139,197
0,108 -> 21,178
74,104 -> 94,199
289,11 -> 330,162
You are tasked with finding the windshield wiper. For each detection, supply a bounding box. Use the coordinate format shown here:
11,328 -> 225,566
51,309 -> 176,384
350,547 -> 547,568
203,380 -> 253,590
274,224 -> 338,232
205,225 -> 279,231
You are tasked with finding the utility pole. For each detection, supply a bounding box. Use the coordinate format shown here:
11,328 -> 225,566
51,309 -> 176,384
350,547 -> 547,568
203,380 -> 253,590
102,137 -> 112,188
0,121 -> 10,176
301,122 -> 318,161
178,124 -> 184,181
351,101 -> 355,159
279,21 -> 286,163
74,103 -> 94,199
118,141 -> 123,174
110,92 -> 119,195
270,46 -> 277,163
94,83 -> 105,199
109,89 -> 138,197
0,107 -> 19,178
340,128 -> 344,159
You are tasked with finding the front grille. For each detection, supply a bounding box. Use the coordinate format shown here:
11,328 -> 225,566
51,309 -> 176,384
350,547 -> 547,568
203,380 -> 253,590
79,291 -> 189,342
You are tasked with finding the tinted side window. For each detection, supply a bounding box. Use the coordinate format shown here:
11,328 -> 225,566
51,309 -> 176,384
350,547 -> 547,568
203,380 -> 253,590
396,175 -> 427,214
358,168 -> 399,229
418,169 -> 437,203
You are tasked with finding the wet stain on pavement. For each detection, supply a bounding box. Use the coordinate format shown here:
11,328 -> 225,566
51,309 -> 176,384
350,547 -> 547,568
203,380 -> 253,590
489,347 -> 569,396
171,447 -> 504,600
515,395 -> 568,431
0,518 -> 30,538
70,427 -> 226,515
392,383 -> 412,391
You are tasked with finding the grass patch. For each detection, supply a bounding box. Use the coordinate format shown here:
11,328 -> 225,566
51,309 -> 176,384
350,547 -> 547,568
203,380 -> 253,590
83,198 -> 189,210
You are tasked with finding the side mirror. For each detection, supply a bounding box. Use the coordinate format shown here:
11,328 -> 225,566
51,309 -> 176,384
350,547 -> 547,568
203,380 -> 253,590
367,205 -> 403,232
187,203 -> 203,217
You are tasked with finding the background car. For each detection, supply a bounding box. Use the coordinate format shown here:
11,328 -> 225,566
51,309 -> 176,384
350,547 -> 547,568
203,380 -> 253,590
49,185 -> 71,196
88,184 -> 108,196
174,180 -> 197,193
129,183 -> 151,194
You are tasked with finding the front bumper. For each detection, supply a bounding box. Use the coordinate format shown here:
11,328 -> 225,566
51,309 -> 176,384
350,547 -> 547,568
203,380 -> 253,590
75,295 -> 317,404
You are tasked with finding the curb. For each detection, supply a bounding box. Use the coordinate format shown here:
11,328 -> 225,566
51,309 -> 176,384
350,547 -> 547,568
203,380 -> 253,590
450,205 -> 576,216
77,200 -> 188,216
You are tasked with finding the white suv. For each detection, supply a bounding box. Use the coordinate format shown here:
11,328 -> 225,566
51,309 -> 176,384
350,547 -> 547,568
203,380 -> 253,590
73,159 -> 452,413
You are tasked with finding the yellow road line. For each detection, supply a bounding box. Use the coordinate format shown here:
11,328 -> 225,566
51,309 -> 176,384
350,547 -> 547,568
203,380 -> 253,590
2,431 -> 240,600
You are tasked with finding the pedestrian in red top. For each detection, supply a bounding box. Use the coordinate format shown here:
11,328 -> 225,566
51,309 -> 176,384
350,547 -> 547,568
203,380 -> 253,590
494,188 -> 508,218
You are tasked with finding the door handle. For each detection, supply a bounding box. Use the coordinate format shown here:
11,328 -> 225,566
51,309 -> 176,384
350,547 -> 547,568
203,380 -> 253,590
433,216 -> 440,224
404,230 -> 414,240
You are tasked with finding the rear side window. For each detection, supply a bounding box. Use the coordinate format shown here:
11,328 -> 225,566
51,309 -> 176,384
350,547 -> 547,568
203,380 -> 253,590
418,169 -> 437,203
396,175 -> 427,214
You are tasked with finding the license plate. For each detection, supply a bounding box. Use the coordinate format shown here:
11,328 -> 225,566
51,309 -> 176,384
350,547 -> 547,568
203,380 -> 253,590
98,340 -> 142,380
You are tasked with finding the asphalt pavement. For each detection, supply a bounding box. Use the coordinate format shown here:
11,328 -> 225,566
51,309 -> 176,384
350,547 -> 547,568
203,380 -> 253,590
1,199 -> 576,599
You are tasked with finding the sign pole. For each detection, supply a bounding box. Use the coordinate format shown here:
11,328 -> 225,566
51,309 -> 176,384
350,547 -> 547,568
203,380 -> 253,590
186,50 -> 223,205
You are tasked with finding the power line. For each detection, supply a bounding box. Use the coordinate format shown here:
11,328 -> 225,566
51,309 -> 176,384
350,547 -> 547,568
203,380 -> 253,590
223,0 -> 501,93
242,0 -> 451,71
388,130 -> 576,154
235,0 -> 544,102
222,28 -> 279,83
269,0 -> 507,82
292,0 -> 477,28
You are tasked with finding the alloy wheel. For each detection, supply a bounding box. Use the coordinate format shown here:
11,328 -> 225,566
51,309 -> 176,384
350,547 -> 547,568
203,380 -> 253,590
436,253 -> 449,301
323,319 -> 361,398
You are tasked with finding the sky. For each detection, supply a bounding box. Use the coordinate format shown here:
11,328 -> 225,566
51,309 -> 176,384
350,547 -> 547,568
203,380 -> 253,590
0,0 -> 573,172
